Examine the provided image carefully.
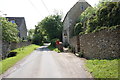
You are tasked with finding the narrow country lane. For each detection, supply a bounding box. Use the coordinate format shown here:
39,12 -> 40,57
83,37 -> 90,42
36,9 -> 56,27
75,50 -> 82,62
2,45 -> 92,78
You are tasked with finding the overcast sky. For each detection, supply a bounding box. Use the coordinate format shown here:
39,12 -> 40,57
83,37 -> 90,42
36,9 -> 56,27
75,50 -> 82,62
0,0 -> 99,30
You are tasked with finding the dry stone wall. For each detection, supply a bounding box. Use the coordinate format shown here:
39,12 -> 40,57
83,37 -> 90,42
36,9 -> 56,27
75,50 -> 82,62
70,27 -> 120,59
2,42 -> 31,59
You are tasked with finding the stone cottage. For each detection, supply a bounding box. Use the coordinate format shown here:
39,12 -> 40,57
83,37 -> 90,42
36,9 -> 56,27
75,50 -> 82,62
62,0 -> 91,45
6,17 -> 27,40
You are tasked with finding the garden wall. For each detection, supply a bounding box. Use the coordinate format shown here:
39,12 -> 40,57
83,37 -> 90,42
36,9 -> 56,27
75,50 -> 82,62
69,36 -> 77,52
70,27 -> 120,59
2,41 -> 31,59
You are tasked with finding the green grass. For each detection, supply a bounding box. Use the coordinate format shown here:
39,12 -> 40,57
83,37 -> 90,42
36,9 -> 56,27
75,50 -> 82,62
0,44 -> 40,74
86,59 -> 120,78
48,45 -> 61,53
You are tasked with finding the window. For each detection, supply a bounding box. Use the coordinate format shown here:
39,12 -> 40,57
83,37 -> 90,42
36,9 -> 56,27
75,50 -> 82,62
10,20 -> 15,23
64,30 -> 67,37
81,6 -> 84,10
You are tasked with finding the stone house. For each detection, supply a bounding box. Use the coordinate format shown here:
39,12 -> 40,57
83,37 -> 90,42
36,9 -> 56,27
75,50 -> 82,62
6,17 -> 27,40
62,0 -> 91,45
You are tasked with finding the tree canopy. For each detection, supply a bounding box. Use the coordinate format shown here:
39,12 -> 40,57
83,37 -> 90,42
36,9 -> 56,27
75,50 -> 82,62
0,17 -> 19,42
27,29 -> 35,41
37,14 -> 63,41
32,25 -> 44,45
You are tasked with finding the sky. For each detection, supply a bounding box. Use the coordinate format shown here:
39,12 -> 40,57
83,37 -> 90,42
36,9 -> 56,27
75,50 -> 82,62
0,0 -> 99,30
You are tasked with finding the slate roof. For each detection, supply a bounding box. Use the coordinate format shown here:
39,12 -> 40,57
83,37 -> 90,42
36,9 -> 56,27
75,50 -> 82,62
6,17 -> 26,27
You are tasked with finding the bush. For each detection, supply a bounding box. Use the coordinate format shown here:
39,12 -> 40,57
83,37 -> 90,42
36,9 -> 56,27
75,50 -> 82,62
51,38 -> 59,47
32,34 -> 43,45
92,25 -> 120,33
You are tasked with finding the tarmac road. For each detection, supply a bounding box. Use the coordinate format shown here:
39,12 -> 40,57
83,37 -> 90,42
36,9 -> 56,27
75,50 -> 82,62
2,45 -> 92,78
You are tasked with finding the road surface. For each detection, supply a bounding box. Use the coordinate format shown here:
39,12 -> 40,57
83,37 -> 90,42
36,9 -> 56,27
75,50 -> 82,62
2,46 -> 92,78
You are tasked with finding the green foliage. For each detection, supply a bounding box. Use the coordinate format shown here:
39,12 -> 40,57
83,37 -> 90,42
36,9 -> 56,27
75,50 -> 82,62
85,17 -> 98,33
92,26 -> 108,33
77,7 -> 96,23
0,17 -> 19,42
93,25 -> 120,33
75,2 -> 120,35
32,34 -> 43,45
53,48 -> 61,53
32,25 -> 43,45
96,2 -> 120,27
27,29 -> 35,41
74,22 -> 83,36
38,14 -> 63,41
51,38 -> 59,47
0,44 -> 40,74
43,36 -> 50,43
86,59 -> 119,78
75,7 -> 97,34
48,45 -> 61,53
32,14 -> 63,45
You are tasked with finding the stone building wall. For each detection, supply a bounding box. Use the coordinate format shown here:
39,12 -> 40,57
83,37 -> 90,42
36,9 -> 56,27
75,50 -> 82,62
69,27 -> 120,59
18,17 -> 27,40
63,1 -> 91,45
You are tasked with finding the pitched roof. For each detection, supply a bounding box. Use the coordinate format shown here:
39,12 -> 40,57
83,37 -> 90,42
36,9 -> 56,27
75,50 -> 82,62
63,0 -> 91,23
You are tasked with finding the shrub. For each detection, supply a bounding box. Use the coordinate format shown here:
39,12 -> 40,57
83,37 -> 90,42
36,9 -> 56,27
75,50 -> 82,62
74,22 -> 83,36
51,38 -> 59,47
32,34 -> 43,45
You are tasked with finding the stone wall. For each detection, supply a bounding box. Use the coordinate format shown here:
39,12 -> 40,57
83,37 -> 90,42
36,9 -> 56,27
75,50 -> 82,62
69,36 -> 78,53
2,41 -> 31,59
69,27 -> 120,59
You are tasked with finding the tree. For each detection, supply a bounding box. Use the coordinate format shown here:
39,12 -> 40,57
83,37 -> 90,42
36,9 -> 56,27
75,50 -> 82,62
0,17 -> 19,43
38,14 -> 63,41
27,29 -> 35,41
32,25 -> 43,45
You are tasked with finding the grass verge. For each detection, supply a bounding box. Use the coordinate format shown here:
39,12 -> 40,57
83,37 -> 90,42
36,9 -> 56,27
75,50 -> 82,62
86,59 -> 120,78
48,45 -> 61,53
0,44 -> 40,74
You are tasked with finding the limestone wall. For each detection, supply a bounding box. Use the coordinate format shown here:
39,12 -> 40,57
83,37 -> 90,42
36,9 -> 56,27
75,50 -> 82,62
70,27 -> 120,59
69,36 -> 78,53
2,42 -> 31,59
